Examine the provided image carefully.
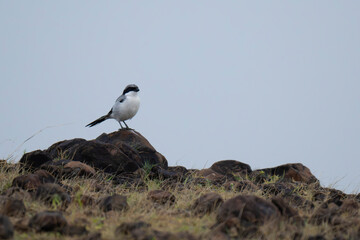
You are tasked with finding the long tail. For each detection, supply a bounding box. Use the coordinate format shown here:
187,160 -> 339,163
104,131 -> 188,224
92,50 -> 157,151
86,115 -> 109,127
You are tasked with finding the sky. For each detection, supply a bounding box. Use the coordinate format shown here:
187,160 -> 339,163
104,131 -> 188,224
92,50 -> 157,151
1,1 -> 359,193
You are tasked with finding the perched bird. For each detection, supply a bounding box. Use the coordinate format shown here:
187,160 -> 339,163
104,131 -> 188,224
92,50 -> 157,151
86,84 -> 140,129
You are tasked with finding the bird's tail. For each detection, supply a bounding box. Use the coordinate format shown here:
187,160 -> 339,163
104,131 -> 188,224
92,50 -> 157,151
86,115 -> 109,127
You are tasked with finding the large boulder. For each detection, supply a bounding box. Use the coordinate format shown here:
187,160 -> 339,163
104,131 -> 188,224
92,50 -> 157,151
210,160 -> 251,176
43,130 -> 167,175
19,150 -> 52,171
216,195 -> 280,226
95,130 -> 167,168
252,163 -> 318,184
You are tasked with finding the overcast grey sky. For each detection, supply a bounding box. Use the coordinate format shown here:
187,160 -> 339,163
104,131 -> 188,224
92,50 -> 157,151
1,1 -> 359,193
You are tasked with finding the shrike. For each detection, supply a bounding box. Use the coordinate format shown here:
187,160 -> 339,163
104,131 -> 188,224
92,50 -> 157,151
86,84 -> 140,129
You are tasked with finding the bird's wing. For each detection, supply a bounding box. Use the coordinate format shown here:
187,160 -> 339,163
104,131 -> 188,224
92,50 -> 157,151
116,95 -> 126,103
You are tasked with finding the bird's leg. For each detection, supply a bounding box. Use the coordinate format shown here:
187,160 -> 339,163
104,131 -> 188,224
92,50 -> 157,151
123,121 -> 130,129
119,121 -> 124,130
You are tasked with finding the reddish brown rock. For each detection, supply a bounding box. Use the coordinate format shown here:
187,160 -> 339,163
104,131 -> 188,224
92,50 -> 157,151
35,183 -> 71,208
0,197 -> 26,217
271,196 -> 299,219
216,195 -> 280,226
64,161 -> 96,176
339,199 -> 359,214
19,150 -> 52,171
4,187 -> 32,200
115,221 -> 151,235
192,193 -> 223,216
28,211 -> 68,233
252,163 -> 318,184
80,195 -> 95,207
96,130 -> 168,168
196,169 -> 226,184
12,170 -> 55,191
80,232 -> 101,240
63,224 -> 88,236
224,180 -> 258,192
0,215 -> 14,239
310,202 -> 339,225
147,190 -> 176,205
98,194 -> 129,212
210,160 -> 252,176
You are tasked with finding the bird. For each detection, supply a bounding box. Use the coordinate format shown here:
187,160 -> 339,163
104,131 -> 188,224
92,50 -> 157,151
86,84 -> 140,129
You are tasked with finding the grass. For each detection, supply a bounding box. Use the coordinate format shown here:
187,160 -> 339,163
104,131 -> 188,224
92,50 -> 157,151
0,161 -> 359,240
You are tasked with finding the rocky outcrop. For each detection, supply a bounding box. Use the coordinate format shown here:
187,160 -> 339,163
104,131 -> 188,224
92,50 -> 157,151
216,195 -> 280,226
210,160 -> 251,176
20,130 -> 167,176
191,193 -> 223,216
252,163 -> 318,184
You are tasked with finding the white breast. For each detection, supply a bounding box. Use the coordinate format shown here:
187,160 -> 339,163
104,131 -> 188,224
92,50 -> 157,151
111,93 -> 140,122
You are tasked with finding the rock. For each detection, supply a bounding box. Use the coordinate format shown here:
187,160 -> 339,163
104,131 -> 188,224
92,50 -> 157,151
3,187 -> 32,200
12,170 -> 55,191
339,199 -> 359,214
0,197 -> 26,217
19,150 -> 52,171
326,188 -> 346,206
116,222 -> 197,240
64,224 -> 88,236
307,235 -> 326,240
98,194 -> 129,212
46,138 -> 87,159
72,141 -> 142,174
210,160 -> 252,176
282,193 -> 314,210
252,163 -> 318,184
211,217 -> 260,239
149,166 -> 184,180
310,202 -> 339,225
28,211 -> 68,233
14,218 -> 30,232
216,195 -> 280,226
80,195 -> 95,207
223,180 -> 258,192
192,193 -> 224,216
96,130 -> 168,168
312,191 -> 327,202
147,190 -> 176,205
167,166 -> 188,176
46,138 -> 140,174
35,183 -> 71,208
40,159 -> 71,177
63,161 -> 96,177
196,169 -> 228,184
115,221 -> 151,235
0,215 -> 14,239
262,182 -> 295,196
80,232 -> 102,240
43,131 -> 168,175
271,196 -> 299,219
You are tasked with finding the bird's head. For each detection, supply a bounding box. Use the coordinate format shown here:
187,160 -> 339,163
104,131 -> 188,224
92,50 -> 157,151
123,84 -> 140,95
